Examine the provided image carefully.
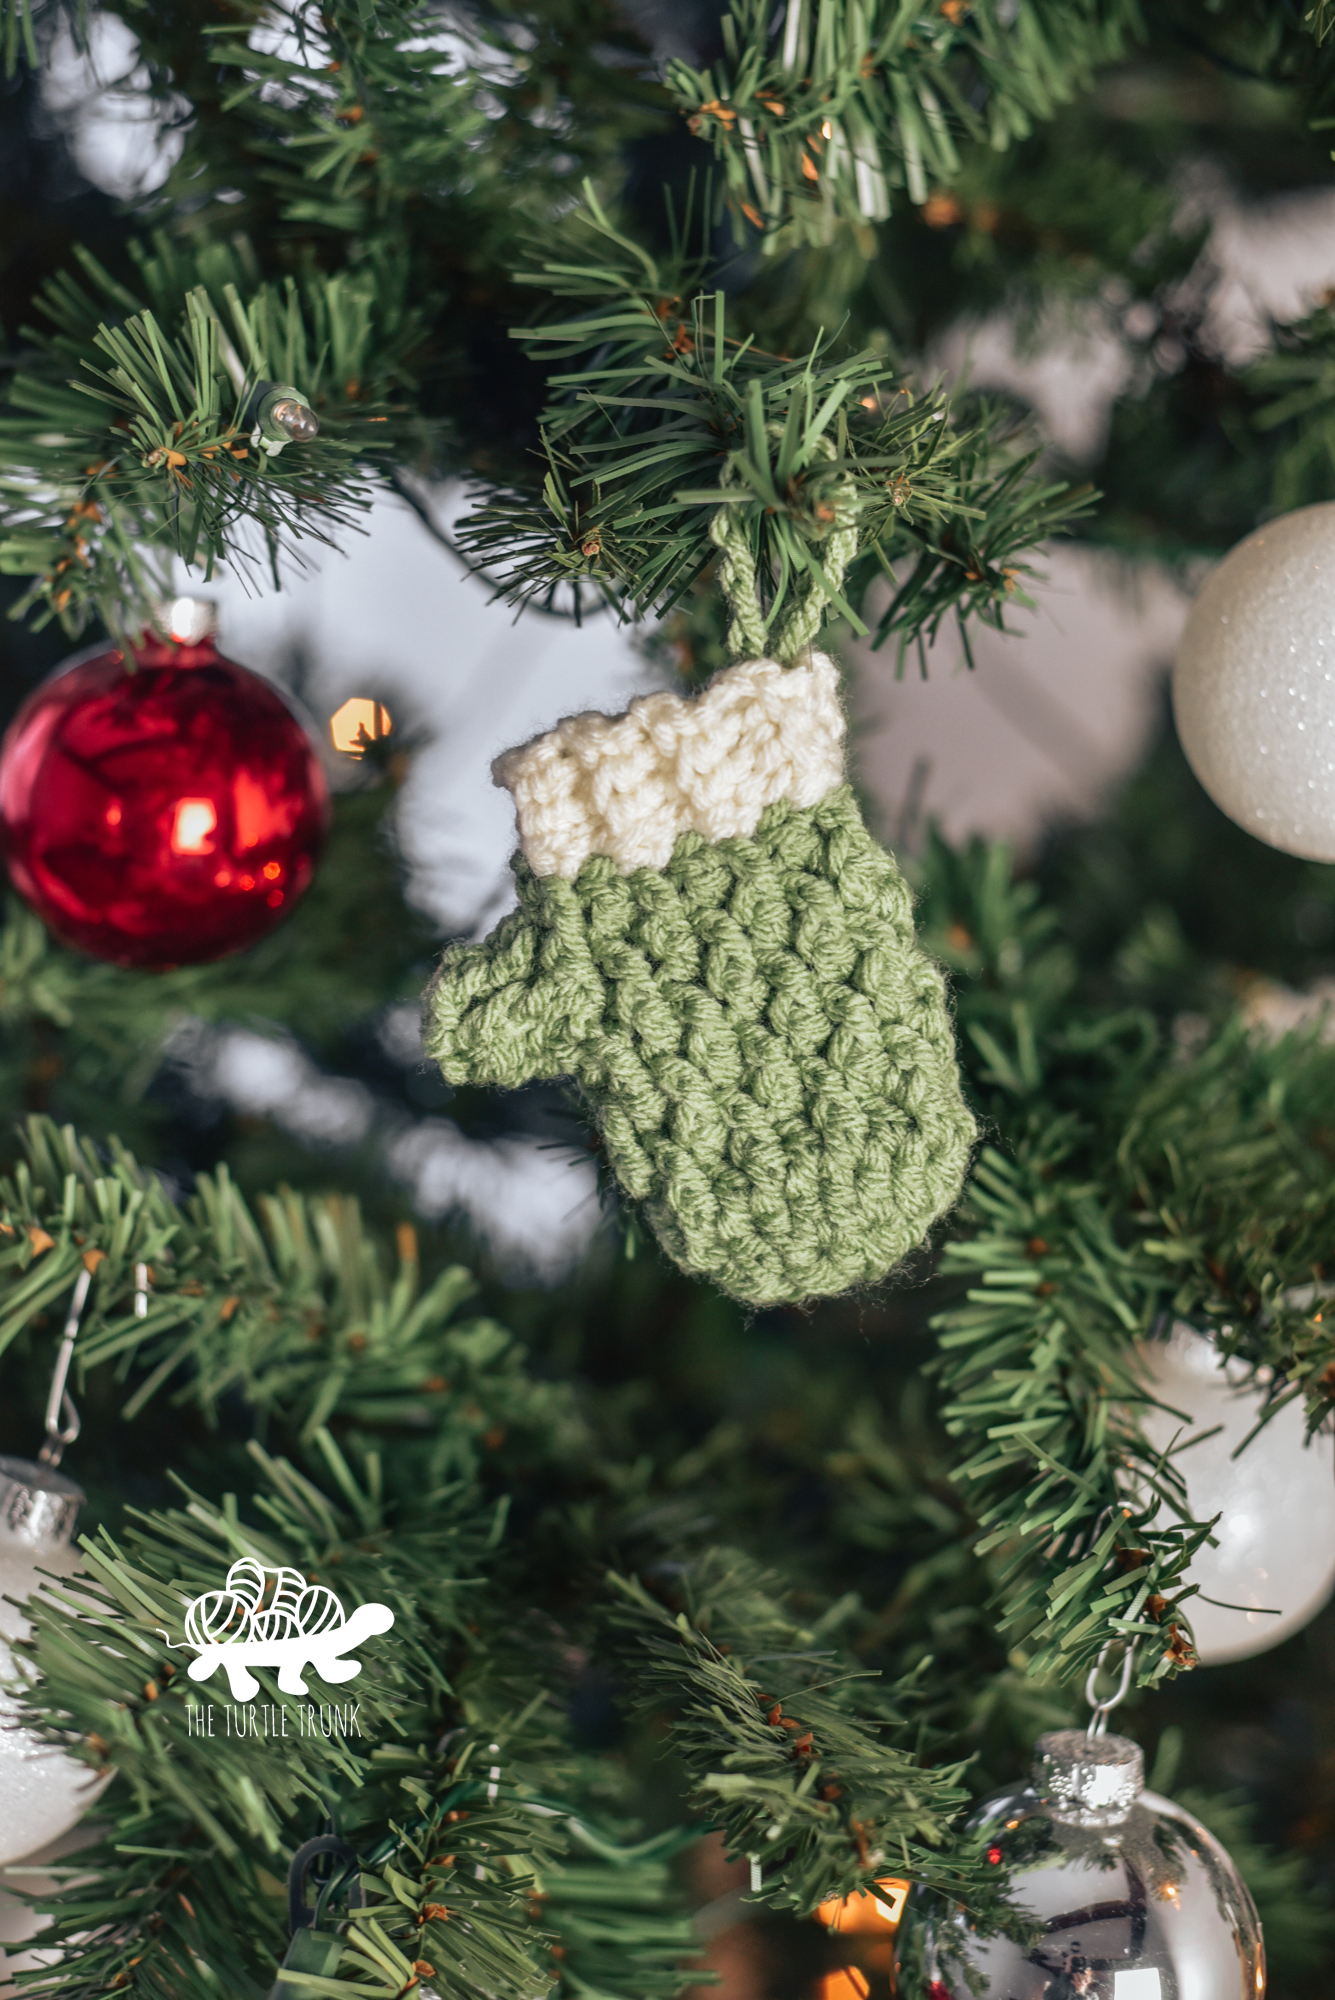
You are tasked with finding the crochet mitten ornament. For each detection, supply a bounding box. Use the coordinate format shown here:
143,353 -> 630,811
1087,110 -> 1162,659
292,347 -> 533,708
425,515 -> 974,1305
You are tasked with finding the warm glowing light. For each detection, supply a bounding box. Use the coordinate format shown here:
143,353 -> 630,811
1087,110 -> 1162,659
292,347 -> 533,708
330,696 -> 393,755
167,597 -> 215,645
105,802 -> 121,827
813,1878 -> 909,1932
233,769 -> 271,851
814,1971 -> 870,2000
171,798 -> 218,855
821,119 -> 832,139
262,860 -> 282,881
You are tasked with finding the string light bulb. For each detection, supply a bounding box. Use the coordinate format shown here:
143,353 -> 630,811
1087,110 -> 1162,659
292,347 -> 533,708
267,397 -> 320,442
330,697 -> 393,756
813,1879 -> 908,1933
246,382 -> 321,457
813,1878 -> 908,2000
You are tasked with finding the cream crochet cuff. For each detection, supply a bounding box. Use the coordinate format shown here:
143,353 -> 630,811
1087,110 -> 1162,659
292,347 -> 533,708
493,653 -> 846,879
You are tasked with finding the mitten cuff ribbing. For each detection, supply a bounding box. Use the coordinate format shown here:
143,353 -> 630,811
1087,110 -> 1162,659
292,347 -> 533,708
492,653 -> 845,879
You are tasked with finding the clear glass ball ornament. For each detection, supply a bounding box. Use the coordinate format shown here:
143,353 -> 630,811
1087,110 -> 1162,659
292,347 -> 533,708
1172,500 -> 1335,861
898,1730 -> 1264,2000
0,1455 -> 106,1864
1139,1323 -> 1335,1665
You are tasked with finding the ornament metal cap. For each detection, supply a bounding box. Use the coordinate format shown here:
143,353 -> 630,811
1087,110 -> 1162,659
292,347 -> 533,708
152,597 -> 219,646
1032,1728 -> 1145,1828
0,1453 -> 84,1550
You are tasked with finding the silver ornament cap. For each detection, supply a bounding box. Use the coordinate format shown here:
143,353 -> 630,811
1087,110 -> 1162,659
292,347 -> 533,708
1032,1727 -> 1144,1828
0,1453 -> 83,1551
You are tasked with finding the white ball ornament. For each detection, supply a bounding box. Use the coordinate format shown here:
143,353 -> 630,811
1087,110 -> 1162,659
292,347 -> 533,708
0,1455 -> 107,1863
1139,1324 -> 1335,1664
1173,501 -> 1335,859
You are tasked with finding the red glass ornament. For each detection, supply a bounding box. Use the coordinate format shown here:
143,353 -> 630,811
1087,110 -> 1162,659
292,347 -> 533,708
0,626 -> 330,969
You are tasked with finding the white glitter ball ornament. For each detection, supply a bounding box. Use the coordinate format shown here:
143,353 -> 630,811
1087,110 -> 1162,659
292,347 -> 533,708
0,1455 -> 106,1864
1139,1324 -> 1335,1665
1173,500 -> 1335,859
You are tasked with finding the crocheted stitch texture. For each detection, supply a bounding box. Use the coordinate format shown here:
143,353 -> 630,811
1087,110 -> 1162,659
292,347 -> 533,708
425,785 -> 975,1304
494,653 -> 845,879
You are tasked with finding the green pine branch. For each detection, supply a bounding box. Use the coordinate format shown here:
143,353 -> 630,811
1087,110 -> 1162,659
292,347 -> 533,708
604,1546 -> 1022,1932
199,0 -> 493,241
458,191 -> 1092,644
667,0 -> 1142,247
194,0 -> 663,247
534,1835 -> 703,2000
0,1111 -> 1030,1983
915,835 -> 1335,1690
0,233 -> 425,633
1308,1 -> 1335,46
862,405 -> 1094,669
1248,291 -> 1335,513
12,1442 -> 688,2000
0,1117 -> 588,1471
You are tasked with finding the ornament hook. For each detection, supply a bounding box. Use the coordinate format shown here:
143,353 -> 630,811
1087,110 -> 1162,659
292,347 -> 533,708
265,1835 -> 365,2000
287,1834 -> 364,1935
38,1265 -> 91,1468
1084,1638 -> 1136,1740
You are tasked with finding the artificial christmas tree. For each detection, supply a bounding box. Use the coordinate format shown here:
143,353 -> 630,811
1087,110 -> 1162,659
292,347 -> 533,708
0,6 -> 1335,2000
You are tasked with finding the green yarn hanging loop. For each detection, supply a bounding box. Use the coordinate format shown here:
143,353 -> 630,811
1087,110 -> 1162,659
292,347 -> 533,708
708,436 -> 861,664
708,508 -> 770,662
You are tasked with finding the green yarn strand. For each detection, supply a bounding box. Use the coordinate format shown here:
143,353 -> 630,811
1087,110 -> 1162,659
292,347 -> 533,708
425,788 -> 975,1305
708,507 -> 770,662
709,439 -> 861,664
773,511 -> 859,660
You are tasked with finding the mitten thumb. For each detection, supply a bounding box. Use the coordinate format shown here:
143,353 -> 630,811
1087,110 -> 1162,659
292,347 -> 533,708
424,863 -> 603,1088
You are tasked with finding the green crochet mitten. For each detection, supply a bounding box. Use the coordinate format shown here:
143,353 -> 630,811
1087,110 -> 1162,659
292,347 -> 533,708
424,644 -> 975,1305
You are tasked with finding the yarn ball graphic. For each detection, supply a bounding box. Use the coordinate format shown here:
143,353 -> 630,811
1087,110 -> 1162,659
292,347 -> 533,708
173,1557 -> 394,1700
183,1559 -> 346,1651
185,1588 -> 252,1649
